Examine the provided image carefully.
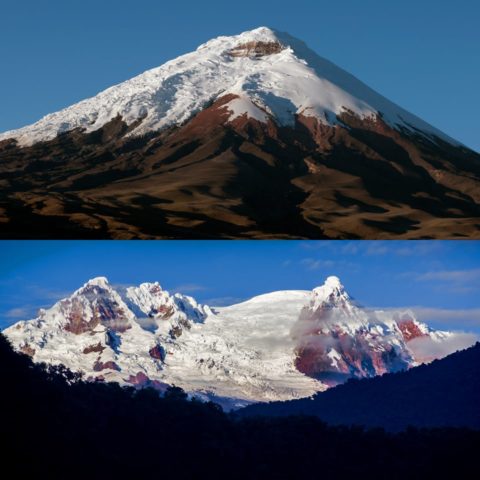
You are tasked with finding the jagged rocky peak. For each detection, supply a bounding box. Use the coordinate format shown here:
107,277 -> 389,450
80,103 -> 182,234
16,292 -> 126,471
60,276 -> 131,335
0,25 -> 459,149
294,276 -> 366,337
292,277 -> 415,384
74,276 -> 112,295
313,276 -> 346,298
308,276 -> 354,313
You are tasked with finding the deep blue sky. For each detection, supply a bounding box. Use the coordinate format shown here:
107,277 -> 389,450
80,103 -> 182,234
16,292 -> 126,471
1,241 -> 480,333
1,0 -> 478,151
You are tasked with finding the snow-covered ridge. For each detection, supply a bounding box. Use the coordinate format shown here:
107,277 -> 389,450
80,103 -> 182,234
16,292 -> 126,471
3,275 -> 473,407
0,26 -> 458,147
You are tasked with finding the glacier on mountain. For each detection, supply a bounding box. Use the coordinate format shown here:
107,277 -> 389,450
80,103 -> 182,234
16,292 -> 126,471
3,275 -> 473,407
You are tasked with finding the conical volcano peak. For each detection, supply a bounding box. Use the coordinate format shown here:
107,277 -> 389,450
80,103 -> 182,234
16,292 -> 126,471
0,25 -> 459,149
0,27 -> 475,240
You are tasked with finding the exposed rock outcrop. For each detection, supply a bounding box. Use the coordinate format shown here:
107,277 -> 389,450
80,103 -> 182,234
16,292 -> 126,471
227,40 -> 285,57
83,343 -> 105,354
93,360 -> 121,372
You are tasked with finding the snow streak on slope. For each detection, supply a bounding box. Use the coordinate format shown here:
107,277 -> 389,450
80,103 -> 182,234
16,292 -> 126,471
0,27 -> 458,146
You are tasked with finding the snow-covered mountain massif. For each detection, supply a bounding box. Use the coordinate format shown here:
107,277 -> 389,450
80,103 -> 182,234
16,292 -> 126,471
3,276 -> 474,408
1,27 -> 479,239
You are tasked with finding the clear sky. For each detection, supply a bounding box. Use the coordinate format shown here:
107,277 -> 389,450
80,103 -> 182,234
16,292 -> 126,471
1,241 -> 480,334
1,0 -> 478,151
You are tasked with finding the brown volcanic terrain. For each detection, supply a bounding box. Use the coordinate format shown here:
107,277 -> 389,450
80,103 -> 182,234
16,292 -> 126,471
0,94 -> 479,239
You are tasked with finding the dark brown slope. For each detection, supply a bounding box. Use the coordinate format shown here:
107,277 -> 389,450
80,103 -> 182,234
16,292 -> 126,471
1,94 -> 479,239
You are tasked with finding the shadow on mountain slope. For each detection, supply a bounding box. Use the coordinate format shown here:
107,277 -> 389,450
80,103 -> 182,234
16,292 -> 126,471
1,100 -> 479,239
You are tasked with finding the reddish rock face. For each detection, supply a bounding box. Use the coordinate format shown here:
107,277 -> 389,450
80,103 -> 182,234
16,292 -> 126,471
91,291 -> 130,332
154,304 -> 174,320
294,332 -> 407,387
126,372 -> 169,392
127,371 -> 150,385
63,297 -> 101,334
397,318 -> 428,342
149,345 -> 165,361
83,343 -> 105,354
62,284 -> 131,334
93,360 -> 121,372
148,284 -> 162,295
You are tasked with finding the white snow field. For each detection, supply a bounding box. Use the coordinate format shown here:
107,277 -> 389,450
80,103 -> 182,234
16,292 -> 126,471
0,27 -> 458,147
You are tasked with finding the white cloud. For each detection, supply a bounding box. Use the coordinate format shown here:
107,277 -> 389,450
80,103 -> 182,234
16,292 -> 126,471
369,305 -> 480,331
26,284 -> 71,301
415,269 -> 480,283
300,258 -> 335,271
5,307 -> 31,319
407,333 -> 479,361
411,307 -> 480,328
170,283 -> 207,294
365,242 -> 390,256
361,241 -> 445,257
340,243 -> 360,255
204,296 -> 245,307
298,241 -> 335,251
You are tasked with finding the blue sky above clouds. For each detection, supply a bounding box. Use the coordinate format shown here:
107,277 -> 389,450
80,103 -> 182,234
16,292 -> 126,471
1,241 -> 480,334
0,0 -> 479,151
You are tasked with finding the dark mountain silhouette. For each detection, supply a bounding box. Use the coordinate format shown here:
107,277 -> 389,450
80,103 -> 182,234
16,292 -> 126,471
1,333 -> 479,479
240,342 -> 480,431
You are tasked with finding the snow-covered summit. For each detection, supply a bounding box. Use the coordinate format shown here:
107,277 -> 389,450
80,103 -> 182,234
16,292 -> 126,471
75,276 -> 112,293
0,27 -> 457,147
311,275 -> 348,302
196,26 -> 284,51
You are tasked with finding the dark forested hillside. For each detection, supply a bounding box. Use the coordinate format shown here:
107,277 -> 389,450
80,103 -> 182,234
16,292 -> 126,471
1,333 -> 479,479
241,342 -> 480,431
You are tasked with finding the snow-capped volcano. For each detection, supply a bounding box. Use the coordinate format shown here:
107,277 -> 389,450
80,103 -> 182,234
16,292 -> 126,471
0,27 -> 455,147
3,275 -> 470,407
1,27 -> 479,240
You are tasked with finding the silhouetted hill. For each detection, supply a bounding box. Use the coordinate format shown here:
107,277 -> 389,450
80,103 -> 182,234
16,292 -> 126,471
1,333 -> 479,479
241,343 -> 480,431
